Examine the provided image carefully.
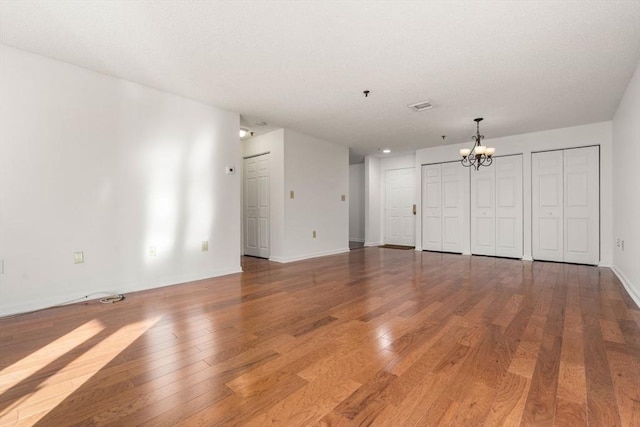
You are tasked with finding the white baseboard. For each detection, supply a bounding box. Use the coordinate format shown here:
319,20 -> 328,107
522,255 -> 533,261
0,266 -> 243,318
364,241 -> 381,247
269,248 -> 350,263
611,264 -> 640,309
349,237 -> 365,243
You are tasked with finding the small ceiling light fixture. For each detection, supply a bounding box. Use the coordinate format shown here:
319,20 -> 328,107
239,128 -> 249,138
460,118 -> 495,170
382,148 -> 391,154
256,121 -> 267,126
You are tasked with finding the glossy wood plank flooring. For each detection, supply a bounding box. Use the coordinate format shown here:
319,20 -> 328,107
1,249 -> 639,426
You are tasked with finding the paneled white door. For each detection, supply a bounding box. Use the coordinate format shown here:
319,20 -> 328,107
385,168 -> 415,246
471,155 -> 523,258
532,150 -> 564,262
471,163 -> 496,256
422,164 -> 442,251
441,163 -> 465,253
495,156 -> 523,258
421,162 -> 465,253
564,146 -> 599,264
532,146 -> 599,265
244,154 -> 270,258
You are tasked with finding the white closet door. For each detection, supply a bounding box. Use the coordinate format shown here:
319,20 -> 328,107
495,156 -> 523,258
441,163 -> 465,253
244,154 -> 270,258
385,168 -> 415,246
564,146 -> 599,264
532,151 -> 564,262
471,164 -> 495,256
422,165 -> 442,251
256,155 -> 270,258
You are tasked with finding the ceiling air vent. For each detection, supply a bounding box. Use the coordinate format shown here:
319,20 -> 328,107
408,100 -> 433,112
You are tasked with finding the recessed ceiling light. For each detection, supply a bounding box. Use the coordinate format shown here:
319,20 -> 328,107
408,100 -> 433,112
382,149 -> 391,154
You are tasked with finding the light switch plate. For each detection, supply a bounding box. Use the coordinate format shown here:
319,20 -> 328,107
341,194 -> 346,201
312,230 -> 317,238
290,190 -> 295,199
202,241 -> 209,251
149,246 -> 157,257
74,252 -> 84,264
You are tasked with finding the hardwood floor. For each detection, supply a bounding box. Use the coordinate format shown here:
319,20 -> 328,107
1,248 -> 639,426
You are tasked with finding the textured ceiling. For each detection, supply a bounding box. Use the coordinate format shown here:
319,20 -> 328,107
1,1 -> 639,163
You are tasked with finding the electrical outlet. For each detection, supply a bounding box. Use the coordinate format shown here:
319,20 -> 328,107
149,246 -> 157,257
341,194 -> 346,201
621,240 -> 624,251
312,230 -> 317,238
617,238 -> 620,247
202,240 -> 209,251
74,252 -> 84,264
290,190 -> 295,199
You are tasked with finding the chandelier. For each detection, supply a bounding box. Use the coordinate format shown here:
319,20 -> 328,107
460,118 -> 495,170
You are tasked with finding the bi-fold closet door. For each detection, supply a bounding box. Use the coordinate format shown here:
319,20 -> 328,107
532,146 -> 599,265
470,155 -> 523,258
422,162 -> 466,253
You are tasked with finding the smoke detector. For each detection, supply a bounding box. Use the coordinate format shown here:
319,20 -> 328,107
408,100 -> 433,112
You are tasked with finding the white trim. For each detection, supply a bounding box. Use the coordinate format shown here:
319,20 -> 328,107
364,241 -> 382,247
522,255 -> 533,261
349,237 -> 365,243
269,248 -> 350,263
611,265 -> 640,309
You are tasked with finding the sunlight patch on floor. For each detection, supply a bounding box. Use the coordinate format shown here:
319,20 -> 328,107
0,316 -> 162,425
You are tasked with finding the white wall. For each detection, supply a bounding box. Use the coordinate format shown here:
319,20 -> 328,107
242,129 -> 285,258
349,163 -> 365,242
0,46 -> 241,316
276,129 -> 349,262
364,156 -> 381,246
414,122 -> 613,263
612,61 -> 640,307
